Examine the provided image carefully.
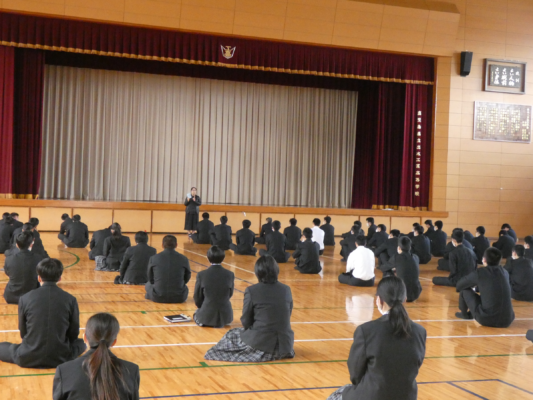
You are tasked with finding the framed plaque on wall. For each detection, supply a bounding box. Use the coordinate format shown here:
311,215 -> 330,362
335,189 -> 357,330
473,101 -> 531,143
484,59 -> 527,94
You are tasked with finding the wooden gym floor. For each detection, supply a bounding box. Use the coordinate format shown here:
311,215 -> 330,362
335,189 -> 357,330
1,233 -> 533,399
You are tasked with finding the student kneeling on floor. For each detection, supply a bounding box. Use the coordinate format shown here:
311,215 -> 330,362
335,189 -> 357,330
338,235 -> 375,287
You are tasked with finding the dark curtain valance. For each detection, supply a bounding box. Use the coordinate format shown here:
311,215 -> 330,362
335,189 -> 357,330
0,11 -> 434,85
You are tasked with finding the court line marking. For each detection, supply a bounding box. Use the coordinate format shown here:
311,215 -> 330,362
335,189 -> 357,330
178,248 -> 257,277
447,382 -> 489,399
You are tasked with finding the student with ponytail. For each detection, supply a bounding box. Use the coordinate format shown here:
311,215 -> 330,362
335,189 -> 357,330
327,276 -> 426,400
53,312 -> 140,400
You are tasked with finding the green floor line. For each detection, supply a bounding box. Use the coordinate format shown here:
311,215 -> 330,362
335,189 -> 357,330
59,250 -> 81,269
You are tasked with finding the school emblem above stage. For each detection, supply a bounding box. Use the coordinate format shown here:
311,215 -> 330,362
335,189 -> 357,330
218,44 -> 238,65
221,45 -> 236,59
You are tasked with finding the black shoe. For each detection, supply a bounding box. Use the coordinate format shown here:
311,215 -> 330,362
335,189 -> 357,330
455,312 -> 473,320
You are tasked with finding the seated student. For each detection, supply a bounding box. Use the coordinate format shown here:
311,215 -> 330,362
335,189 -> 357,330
28,218 -> 49,258
340,225 -> 359,261
0,215 -> 13,254
320,216 -> 335,246
53,313 -> 140,400
114,231 -> 157,285
472,226 -> 490,264
374,229 -> 400,267
433,231 -> 477,287
455,247 -> 515,327
423,219 -> 435,240
230,220 -> 257,256
256,217 -> 273,245
463,230 -> 474,245
259,220 -> 290,263
381,237 -> 422,302
293,228 -> 322,274
0,258 -> 86,368
10,213 -> 23,230
3,232 -> 41,304
365,217 -> 377,242
284,218 -> 302,251
205,256 -> 294,361
192,212 -> 215,244
58,213 -> 72,241
437,228 -> 472,271
88,225 -> 112,260
367,224 -> 388,250
145,235 -> 191,303
194,246 -> 235,328
98,223 -> 131,271
6,222 -> 49,259
407,222 -> 420,240
339,236 -> 374,287
492,230 -> 515,260
311,218 -> 325,255
525,236 -> 533,260
431,220 -> 448,257
342,220 -> 361,238
327,276 -> 426,400
411,225 -> 432,265
0,212 -> 9,227
501,223 -> 518,243
210,216 -> 233,250
504,245 -> 533,301
60,215 -> 89,248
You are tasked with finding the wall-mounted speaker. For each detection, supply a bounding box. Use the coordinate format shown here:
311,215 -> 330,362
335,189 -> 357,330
460,51 -> 473,77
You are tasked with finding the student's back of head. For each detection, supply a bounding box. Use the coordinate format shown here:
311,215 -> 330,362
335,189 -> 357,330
22,223 -> 33,232
272,220 -> 281,231
376,276 -> 411,338
110,223 -> 122,239
242,219 -> 251,229
525,235 -> 533,247
390,229 -> 400,238
29,217 -> 39,229
415,225 -> 424,235
72,214 -> 81,222
61,213 -> 70,221
435,220 -> 443,230
312,218 -> 320,226
355,236 -> 366,247
163,235 -> 177,250
366,217 -> 374,224
4,216 -> 13,225
207,246 -> 225,264
289,218 -> 297,226
37,258 -> 64,282
476,226 -> 486,236
399,236 -> 411,253
202,212 -> 210,220
452,230 -> 464,244
134,231 -> 148,244
266,217 -> 272,224
220,216 -> 228,225
10,212 -> 19,219
501,223 -> 511,230
255,256 -> 279,284
377,224 -> 387,232
324,216 -> 331,224
499,230 -> 508,236
513,244 -> 525,258
16,231 -> 34,250
484,247 -> 502,266
2,212 -> 9,220
303,228 -> 313,240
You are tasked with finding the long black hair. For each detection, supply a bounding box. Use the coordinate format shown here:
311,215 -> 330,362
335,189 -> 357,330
110,223 -> 122,239
83,313 -> 126,400
376,276 -> 411,339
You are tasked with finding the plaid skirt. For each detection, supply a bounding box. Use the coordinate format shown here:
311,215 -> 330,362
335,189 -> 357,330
204,328 -> 295,362
94,256 -> 106,271
327,384 -> 350,400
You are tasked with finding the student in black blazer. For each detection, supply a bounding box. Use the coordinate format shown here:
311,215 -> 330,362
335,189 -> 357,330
194,246 -> 235,328
115,231 -> 157,285
320,216 -> 335,246
463,230 -> 474,245
205,256 -> 294,362
259,220 -> 290,263
366,224 -> 388,250
184,187 -> 201,235
53,312 -> 139,400
145,235 -> 191,303
58,213 -> 72,241
0,215 -> 13,254
283,218 -> 302,251
88,225 -> 112,260
471,226 -> 490,264
504,245 -> 533,301
410,225 -> 432,265
210,216 -> 233,250
524,236 -> 533,260
365,217 -> 377,242
293,228 -> 321,274
407,222 -> 419,240
501,223 -> 518,242
100,223 -> 131,271
433,231 -> 477,287
0,259 -> 86,368
192,212 -> 215,244
10,213 -> 23,230
3,231 -> 41,304
455,247 -> 515,328
437,228 -> 473,271
374,229 -> 400,267
340,226 -> 359,261
492,230 -> 515,259
61,215 -> 89,248
256,217 -> 272,245
431,220 -> 448,257
230,219 -> 257,255
6,222 -> 49,259
327,276 -> 426,400
423,219 -> 435,241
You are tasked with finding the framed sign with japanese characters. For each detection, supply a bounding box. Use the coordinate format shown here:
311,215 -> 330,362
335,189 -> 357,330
473,101 -> 531,143
484,59 -> 526,94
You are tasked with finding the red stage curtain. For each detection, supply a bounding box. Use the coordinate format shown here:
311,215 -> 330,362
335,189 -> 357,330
0,45 -> 14,198
0,11 -> 434,85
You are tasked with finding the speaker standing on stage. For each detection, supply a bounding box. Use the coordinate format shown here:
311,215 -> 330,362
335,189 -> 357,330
184,187 -> 202,236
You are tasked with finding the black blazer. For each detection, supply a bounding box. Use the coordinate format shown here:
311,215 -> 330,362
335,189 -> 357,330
366,223 -> 377,242
53,349 -> 140,400
492,235 -> 515,259
193,219 -> 214,244
59,217 -> 73,235
382,253 -> 422,302
0,223 -> 13,253
411,235 -> 432,264
430,230 -> 448,257
103,235 -> 131,269
210,224 -> 232,250
448,245 -> 477,285
424,225 -> 435,240
471,235 -> 490,263
283,225 -> 302,250
240,282 -> 294,355
146,248 -> 191,303
3,249 -> 41,304
504,257 -> 533,301
525,247 -> 533,261
9,226 -> 22,248
463,230 -> 474,244
342,315 -> 426,400
264,231 -> 288,263
340,233 -> 358,256
260,222 -> 273,239
184,195 -> 201,214
456,265 -> 515,328
367,231 -> 387,248
442,240 -> 473,260
507,228 -> 518,242
234,228 -> 256,255
292,239 -> 321,274
120,243 -> 157,284
13,282 -> 82,368
64,221 -> 89,248
194,264 -> 234,327
320,223 -> 335,246
374,237 -> 399,259
89,228 -> 112,257
31,229 -> 49,259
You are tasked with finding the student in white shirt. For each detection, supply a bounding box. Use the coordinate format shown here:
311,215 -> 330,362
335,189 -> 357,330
311,219 -> 325,255
338,236 -> 375,287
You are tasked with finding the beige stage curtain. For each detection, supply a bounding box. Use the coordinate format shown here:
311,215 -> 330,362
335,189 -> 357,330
40,65 -> 357,207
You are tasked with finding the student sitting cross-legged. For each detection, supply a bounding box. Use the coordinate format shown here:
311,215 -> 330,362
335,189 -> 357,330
327,276 -> 426,400
194,246 -> 235,328
53,313 -> 140,400
339,225 -> 359,261
432,230 -> 477,287
230,219 -> 257,256
259,220 -> 290,263
430,220 -> 448,257
192,213 -> 215,244
145,235 -> 191,304
88,225 -> 112,260
210,216 -> 233,250
8,220 -> 49,259
366,224 -> 388,250
455,247 -> 515,328
293,228 -> 322,274
114,231 -> 157,285
471,226 -> 490,265
0,258 -> 86,368
283,218 -> 302,251
61,215 -> 89,248
57,213 -> 72,242
492,230 -> 515,260
205,255 -> 294,362
410,225 -> 432,265
320,216 -> 335,246
504,245 -> 533,302
97,223 -> 131,271
338,236 -> 375,287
